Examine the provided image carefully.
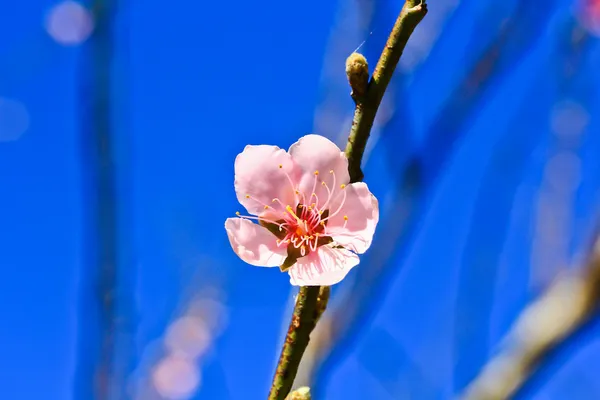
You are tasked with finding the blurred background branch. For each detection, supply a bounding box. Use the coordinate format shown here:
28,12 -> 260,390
461,225 -> 600,400
301,2 -> 579,395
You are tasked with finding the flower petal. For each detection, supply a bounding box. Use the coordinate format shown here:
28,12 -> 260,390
325,182 -> 379,254
288,246 -> 360,286
225,218 -> 287,267
234,145 -> 300,216
288,135 -> 349,205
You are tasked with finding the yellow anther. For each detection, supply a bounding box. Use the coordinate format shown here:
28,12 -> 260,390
278,164 -> 283,168
264,205 -> 269,209
320,221 -> 325,226
295,190 -> 300,194
298,204 -> 303,208
318,210 -> 323,215
329,170 -> 334,173
311,203 -> 316,208
340,184 -> 346,189
236,211 -> 241,215
321,181 -> 326,186
314,170 -> 319,175
245,194 -> 250,198
343,215 -> 348,221
286,205 -> 304,224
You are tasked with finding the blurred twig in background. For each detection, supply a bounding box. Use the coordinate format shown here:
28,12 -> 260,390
304,1 -> 565,394
75,0 -> 133,398
461,226 -> 600,400
460,16 -> 596,400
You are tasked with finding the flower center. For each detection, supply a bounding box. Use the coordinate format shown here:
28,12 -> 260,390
235,168 -> 350,260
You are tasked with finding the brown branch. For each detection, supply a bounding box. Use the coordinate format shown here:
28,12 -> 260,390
267,1 -> 428,398
346,0 -> 428,182
461,231 -> 600,400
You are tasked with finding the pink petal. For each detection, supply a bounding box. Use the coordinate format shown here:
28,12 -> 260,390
288,135 -> 349,205
326,182 -> 379,254
234,145 -> 300,216
225,218 -> 287,267
288,246 -> 360,286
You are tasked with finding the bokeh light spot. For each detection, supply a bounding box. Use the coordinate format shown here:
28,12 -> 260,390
165,316 -> 211,359
152,355 -> 201,400
578,0 -> 600,36
45,1 -> 94,45
550,100 -> 589,138
0,98 -> 30,142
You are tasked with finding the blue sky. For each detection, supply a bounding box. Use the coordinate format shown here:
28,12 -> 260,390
1,0 -> 600,399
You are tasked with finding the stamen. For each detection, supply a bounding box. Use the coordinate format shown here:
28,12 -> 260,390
311,170 -> 319,198
310,193 -> 320,208
235,211 -> 288,228
320,181 -> 332,209
271,198 -> 286,210
285,205 -> 304,225
320,185 -> 347,222
329,169 -> 337,202
244,194 -> 274,211
278,163 -> 300,203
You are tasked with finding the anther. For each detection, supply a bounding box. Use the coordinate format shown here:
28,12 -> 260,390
314,170 -> 319,175
236,211 -> 241,216
340,184 -> 346,189
343,215 -> 348,220
245,194 -> 250,198
278,164 -> 283,168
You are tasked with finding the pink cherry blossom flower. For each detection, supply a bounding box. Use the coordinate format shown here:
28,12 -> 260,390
225,134 -> 379,286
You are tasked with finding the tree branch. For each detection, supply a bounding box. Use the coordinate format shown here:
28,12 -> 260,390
346,0 -> 428,182
461,230 -> 600,400
267,2 -> 428,398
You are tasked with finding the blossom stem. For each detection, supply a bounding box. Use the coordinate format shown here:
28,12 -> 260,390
267,2 -> 427,399
268,286 -> 328,400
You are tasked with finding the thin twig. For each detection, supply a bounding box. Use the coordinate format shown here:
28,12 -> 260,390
461,230 -> 600,400
346,0 -> 428,182
267,2 -> 427,399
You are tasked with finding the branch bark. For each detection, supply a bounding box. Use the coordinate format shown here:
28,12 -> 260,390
267,2 -> 428,398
